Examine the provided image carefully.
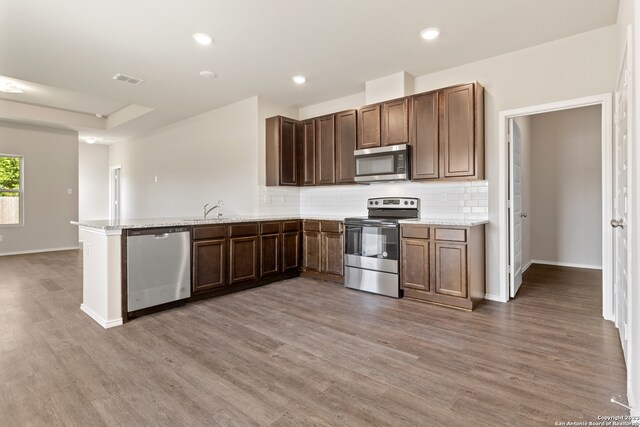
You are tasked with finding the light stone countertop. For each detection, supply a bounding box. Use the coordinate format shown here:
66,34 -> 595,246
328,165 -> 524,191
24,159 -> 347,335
71,215 -> 347,231
397,218 -> 489,227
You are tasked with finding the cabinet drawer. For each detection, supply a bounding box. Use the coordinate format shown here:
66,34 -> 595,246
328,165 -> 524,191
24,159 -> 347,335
434,228 -> 467,242
320,221 -> 342,233
303,220 -> 320,231
260,222 -> 281,235
193,225 -> 226,240
229,223 -> 259,237
401,225 -> 429,239
282,220 -> 300,232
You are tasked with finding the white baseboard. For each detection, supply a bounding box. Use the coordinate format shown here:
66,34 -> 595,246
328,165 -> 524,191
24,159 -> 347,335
531,259 -> 602,270
485,293 -> 508,303
0,246 -> 80,257
80,304 -> 123,329
522,259 -> 534,273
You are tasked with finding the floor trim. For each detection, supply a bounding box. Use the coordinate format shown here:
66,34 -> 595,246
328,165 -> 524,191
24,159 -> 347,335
0,246 -> 80,257
531,259 -> 602,270
80,304 -> 123,329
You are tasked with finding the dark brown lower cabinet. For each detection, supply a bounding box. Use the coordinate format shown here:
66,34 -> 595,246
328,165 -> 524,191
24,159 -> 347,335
302,220 -> 344,281
400,224 -> 485,310
303,230 -> 321,272
192,239 -> 227,293
260,233 -> 280,277
282,231 -> 300,272
321,232 -> 343,276
229,235 -> 259,284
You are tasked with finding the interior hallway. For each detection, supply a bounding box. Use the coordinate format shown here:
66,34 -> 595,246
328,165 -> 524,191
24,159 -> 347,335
0,250 -> 628,426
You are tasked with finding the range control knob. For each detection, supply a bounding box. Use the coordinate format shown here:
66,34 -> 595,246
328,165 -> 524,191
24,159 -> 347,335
404,201 -> 408,205
369,201 -> 373,205
410,201 -> 415,205
375,201 -> 379,205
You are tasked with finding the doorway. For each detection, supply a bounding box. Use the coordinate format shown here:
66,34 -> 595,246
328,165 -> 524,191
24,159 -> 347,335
109,165 -> 121,222
498,94 -> 613,319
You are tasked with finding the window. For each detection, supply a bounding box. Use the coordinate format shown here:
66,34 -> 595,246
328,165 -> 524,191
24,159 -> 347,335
0,155 -> 23,225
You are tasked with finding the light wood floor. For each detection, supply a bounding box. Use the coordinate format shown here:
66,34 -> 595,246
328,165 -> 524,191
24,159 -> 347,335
0,251 -> 628,426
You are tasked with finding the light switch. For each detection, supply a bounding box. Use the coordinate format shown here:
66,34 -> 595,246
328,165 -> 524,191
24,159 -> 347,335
0,235 -> 3,242
67,188 -> 73,195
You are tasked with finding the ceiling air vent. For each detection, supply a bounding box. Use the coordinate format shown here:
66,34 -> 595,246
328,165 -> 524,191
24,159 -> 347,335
112,73 -> 144,85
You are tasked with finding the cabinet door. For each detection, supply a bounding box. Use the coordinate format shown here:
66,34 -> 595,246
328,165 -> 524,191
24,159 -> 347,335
193,239 -> 226,293
401,238 -> 430,292
335,110 -> 357,184
301,120 -> 316,186
260,234 -> 280,278
411,92 -> 439,179
434,242 -> 468,298
321,232 -> 344,276
280,117 -> 298,185
440,84 -> 475,178
315,115 -> 336,185
303,231 -> 321,272
229,236 -> 259,284
282,231 -> 300,273
357,104 -> 381,149
382,99 -> 409,146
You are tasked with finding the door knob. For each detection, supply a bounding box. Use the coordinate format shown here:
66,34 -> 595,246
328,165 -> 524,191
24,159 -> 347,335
611,218 -> 625,229
520,213 -> 528,218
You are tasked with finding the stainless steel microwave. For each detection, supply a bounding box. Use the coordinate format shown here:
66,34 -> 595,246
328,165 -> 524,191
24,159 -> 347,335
354,144 -> 410,183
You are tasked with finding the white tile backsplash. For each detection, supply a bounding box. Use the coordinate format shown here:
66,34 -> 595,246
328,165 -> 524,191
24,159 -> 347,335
258,181 -> 489,220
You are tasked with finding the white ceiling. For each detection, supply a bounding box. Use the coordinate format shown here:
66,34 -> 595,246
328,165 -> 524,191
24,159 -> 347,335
0,0 -> 619,143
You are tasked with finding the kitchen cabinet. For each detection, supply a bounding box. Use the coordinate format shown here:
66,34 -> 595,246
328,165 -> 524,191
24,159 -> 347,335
260,222 -> 281,278
315,115 -> 336,185
302,220 -> 344,281
382,98 -> 409,146
192,225 -> 227,294
335,110 -> 357,184
266,116 -> 299,186
357,104 -> 381,149
282,220 -> 301,273
301,120 -> 316,186
400,224 -> 485,310
411,82 -> 484,181
228,223 -> 259,284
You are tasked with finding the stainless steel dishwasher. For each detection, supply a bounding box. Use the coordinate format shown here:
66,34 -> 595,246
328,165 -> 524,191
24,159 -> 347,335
127,227 -> 191,312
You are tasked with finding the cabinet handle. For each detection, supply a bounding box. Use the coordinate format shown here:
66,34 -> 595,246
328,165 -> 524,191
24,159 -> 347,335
520,213 -> 527,218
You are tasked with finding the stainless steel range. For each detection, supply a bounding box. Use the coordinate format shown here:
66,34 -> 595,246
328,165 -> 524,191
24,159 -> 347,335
344,197 -> 419,298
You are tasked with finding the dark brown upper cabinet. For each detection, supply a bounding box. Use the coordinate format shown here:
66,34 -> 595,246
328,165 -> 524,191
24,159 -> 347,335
266,116 -> 298,186
301,120 -> 316,186
439,83 -> 484,179
335,110 -> 357,184
381,98 -> 409,146
357,104 -> 381,149
411,82 -> 484,181
410,91 -> 439,179
315,115 -> 336,185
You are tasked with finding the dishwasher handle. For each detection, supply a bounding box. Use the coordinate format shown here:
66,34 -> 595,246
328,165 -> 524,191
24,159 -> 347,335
128,226 -> 190,236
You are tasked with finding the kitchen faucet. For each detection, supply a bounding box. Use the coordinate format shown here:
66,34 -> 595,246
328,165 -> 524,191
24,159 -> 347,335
203,200 -> 224,219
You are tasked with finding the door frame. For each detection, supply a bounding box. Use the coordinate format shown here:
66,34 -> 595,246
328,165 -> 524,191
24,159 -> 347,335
498,94 -> 613,320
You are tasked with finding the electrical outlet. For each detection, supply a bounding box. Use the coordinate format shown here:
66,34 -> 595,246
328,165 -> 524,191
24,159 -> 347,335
0,235 -> 3,242
67,188 -> 72,195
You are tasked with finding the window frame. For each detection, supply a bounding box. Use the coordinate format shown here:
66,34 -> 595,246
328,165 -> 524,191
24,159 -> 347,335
0,154 -> 24,227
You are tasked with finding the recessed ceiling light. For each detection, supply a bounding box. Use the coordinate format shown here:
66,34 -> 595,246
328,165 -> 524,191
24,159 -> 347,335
193,33 -> 213,46
199,70 -> 217,79
84,137 -> 97,144
420,27 -> 440,40
0,81 -> 24,93
292,75 -> 306,84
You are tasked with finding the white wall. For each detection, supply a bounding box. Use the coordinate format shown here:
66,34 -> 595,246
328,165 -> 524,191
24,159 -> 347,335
529,106 -> 602,268
109,97 -> 261,219
78,143 -> 108,221
0,120 -> 79,254
514,116 -> 532,271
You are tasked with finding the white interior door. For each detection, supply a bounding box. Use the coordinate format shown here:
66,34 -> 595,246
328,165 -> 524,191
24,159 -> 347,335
110,166 -> 121,222
509,119 -> 524,297
613,39 -> 631,361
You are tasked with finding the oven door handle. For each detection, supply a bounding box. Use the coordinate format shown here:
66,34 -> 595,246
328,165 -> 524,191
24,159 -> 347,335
345,222 -> 399,229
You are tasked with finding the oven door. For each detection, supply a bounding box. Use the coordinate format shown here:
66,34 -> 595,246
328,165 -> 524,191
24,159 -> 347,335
344,220 -> 399,273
